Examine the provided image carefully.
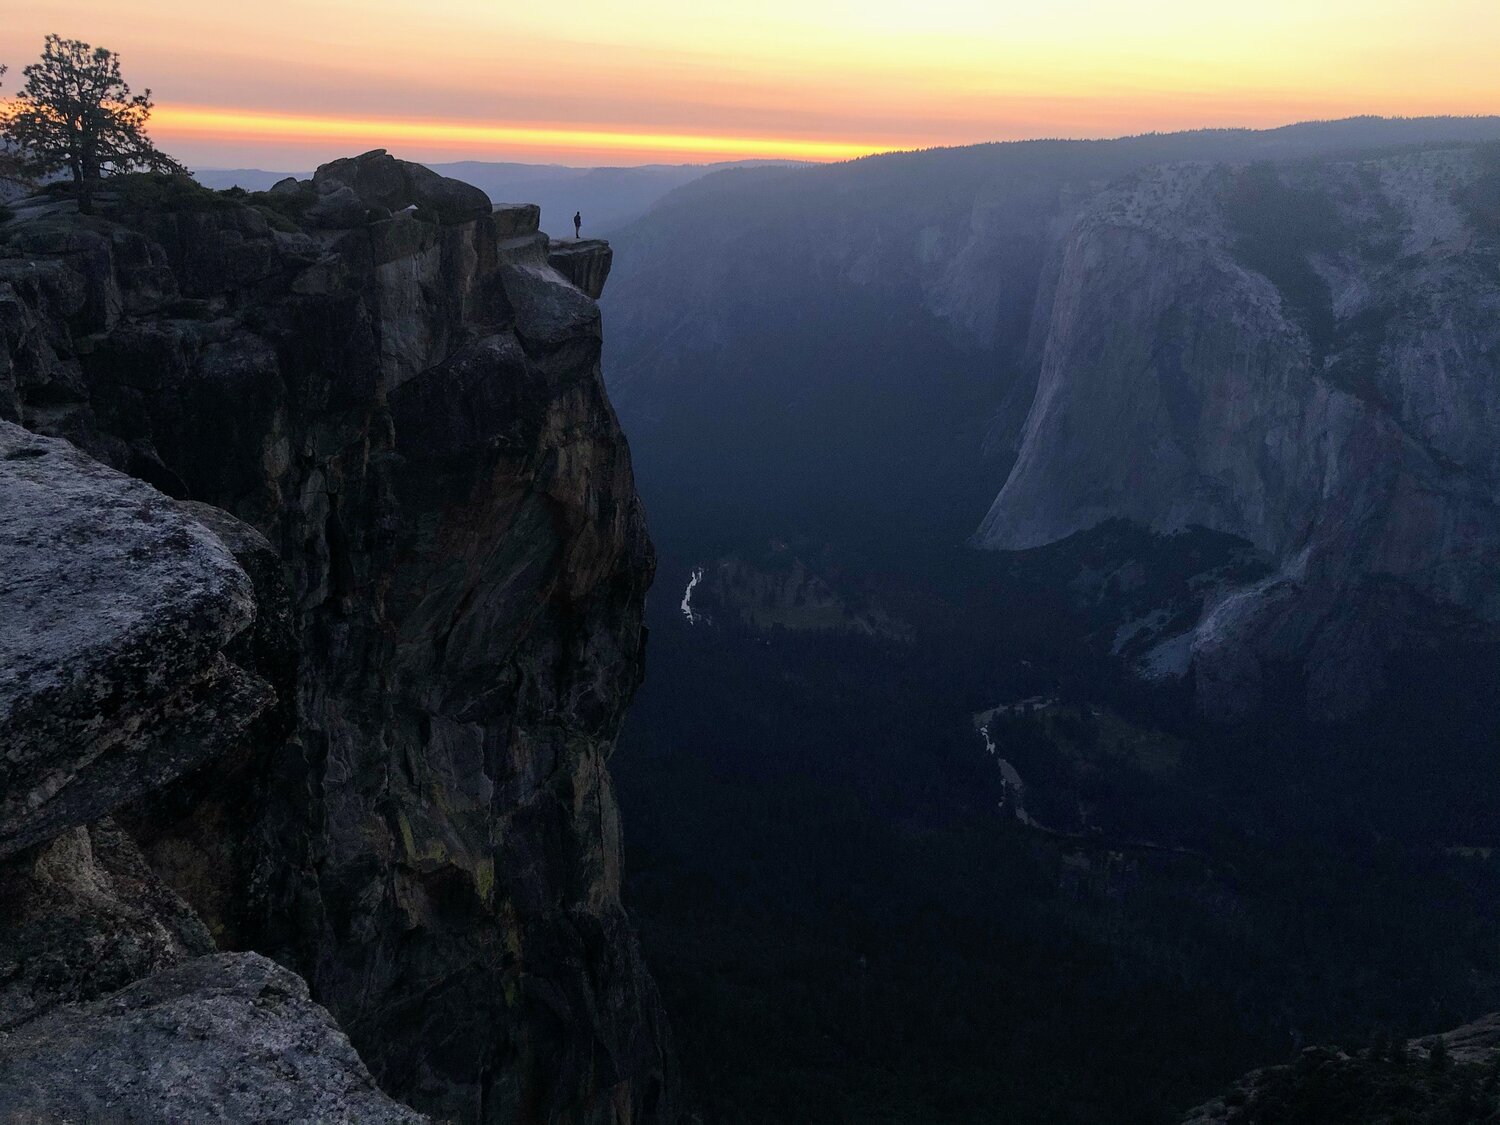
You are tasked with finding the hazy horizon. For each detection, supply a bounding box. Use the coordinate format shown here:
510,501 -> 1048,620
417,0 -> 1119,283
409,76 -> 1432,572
182,113 -> 1500,177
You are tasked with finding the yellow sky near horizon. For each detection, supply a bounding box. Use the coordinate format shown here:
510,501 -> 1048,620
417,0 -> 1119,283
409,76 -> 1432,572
3,0 -> 1497,166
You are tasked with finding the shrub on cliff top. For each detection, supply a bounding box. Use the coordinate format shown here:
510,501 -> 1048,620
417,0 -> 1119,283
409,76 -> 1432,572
247,183 -> 316,227
107,172 -> 239,215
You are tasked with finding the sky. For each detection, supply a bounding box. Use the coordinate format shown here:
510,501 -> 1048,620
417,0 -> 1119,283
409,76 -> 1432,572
3,0 -> 1498,168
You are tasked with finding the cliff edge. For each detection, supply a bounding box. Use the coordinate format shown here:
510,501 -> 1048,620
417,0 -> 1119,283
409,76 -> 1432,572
0,150 -> 671,1123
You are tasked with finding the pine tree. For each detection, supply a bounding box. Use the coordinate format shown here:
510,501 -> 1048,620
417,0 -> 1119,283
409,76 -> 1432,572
1,35 -> 183,214
0,65 -> 19,190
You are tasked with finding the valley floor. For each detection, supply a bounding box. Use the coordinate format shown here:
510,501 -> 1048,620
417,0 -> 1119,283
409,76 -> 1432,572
615,537 -> 1500,1124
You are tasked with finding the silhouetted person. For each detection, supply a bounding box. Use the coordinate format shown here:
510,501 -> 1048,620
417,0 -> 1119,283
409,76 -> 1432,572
573,211 -> 581,239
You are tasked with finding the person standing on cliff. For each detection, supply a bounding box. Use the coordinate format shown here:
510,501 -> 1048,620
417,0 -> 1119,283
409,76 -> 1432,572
573,211 -> 582,239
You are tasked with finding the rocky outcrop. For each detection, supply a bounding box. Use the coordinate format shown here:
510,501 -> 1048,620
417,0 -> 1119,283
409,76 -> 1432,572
235,149 -> 496,230
0,153 -> 670,1123
974,148 -> 1500,718
0,819 -> 213,1030
0,415 -> 410,1119
549,239 -> 614,299
0,952 -> 426,1124
313,148 -> 493,223
494,202 -> 543,237
0,422 -> 271,859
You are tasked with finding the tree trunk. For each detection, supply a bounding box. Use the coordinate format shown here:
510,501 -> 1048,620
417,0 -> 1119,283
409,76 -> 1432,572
70,159 -> 92,216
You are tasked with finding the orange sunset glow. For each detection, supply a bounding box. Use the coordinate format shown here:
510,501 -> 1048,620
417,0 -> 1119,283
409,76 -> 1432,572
4,0 -> 1498,166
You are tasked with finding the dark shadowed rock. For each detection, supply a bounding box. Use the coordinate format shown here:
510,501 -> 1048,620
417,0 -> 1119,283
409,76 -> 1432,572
1439,1011 -> 1500,1065
314,148 -> 492,225
1181,1010 -> 1500,1123
0,423 -> 271,859
501,260 -> 602,349
0,820 -> 212,1031
305,182 -> 372,229
548,238 -> 613,299
0,952 -> 427,1125
117,502 -> 303,948
176,500 -> 298,735
492,201 -> 542,236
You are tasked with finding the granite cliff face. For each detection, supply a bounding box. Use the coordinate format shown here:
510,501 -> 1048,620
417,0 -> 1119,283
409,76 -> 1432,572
0,151 -> 670,1122
603,123 -> 1500,720
975,147 -> 1500,718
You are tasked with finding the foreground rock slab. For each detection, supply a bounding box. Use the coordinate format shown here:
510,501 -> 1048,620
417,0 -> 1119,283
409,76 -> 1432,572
0,952 -> 427,1124
0,422 -> 270,859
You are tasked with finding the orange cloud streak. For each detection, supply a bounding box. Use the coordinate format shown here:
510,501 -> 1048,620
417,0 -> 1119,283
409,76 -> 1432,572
151,104 -> 895,163
6,0 -> 1497,166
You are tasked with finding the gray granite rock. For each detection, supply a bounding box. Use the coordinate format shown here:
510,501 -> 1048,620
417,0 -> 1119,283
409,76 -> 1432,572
0,952 -> 427,1124
492,202 -> 542,236
0,820 -> 212,1031
305,182 -> 371,229
974,150 -> 1500,718
502,260 -> 602,350
0,423 -> 271,858
314,149 -> 491,225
